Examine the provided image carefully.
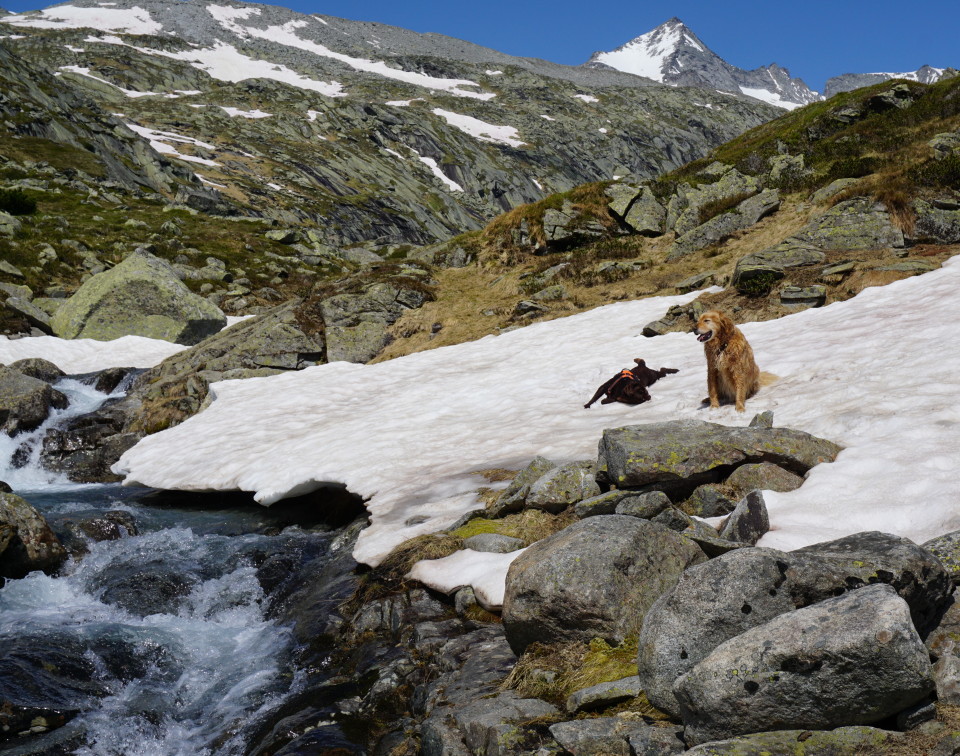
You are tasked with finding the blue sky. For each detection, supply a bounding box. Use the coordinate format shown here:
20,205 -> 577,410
3,0 -> 957,92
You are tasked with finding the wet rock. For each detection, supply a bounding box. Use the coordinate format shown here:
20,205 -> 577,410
0,366 -> 69,436
565,675 -> 641,713
39,395 -> 142,483
0,491 -> 66,578
684,726 -> 903,755
0,634 -> 110,742
717,490 -> 769,545
525,461 -> 599,513
96,567 -> 198,617
8,358 -> 64,384
502,516 -> 705,654
597,419 -> 841,496
675,585 -> 934,745
637,533 -> 951,716
50,250 -> 226,344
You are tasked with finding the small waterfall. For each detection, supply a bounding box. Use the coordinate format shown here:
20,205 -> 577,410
0,525 -> 304,756
0,376 -> 123,490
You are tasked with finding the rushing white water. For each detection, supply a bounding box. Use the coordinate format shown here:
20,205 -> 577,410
0,509 -> 303,755
0,377 -> 120,489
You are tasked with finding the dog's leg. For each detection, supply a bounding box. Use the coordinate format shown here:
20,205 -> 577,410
659,367 -> 679,375
707,365 -> 720,409
734,380 -> 748,413
584,376 -> 615,408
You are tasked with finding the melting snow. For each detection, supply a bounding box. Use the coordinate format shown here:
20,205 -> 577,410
205,10 -> 495,101
408,549 -> 526,609
58,65 -> 188,99
123,122 -> 220,166
431,108 -> 526,148
198,176 -> 227,188
598,127 -> 608,134
2,4 -> 163,34
540,114 -> 556,121
85,35 -> 347,98
114,258 -> 960,574
416,154 -> 463,192
0,334 -> 185,373
220,107 -> 273,118
573,94 -> 599,103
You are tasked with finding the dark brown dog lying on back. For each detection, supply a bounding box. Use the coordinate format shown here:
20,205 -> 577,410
584,359 -> 679,408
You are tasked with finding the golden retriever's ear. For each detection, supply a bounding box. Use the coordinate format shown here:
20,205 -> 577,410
716,311 -> 735,339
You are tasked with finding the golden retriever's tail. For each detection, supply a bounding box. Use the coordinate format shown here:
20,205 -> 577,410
759,371 -> 779,387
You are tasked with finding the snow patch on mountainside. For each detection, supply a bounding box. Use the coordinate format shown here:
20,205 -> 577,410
431,108 -> 526,148
739,86 -> 805,111
205,8 -> 496,101
3,5 -> 162,34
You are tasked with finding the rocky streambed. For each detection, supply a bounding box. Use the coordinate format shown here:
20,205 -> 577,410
5,357 -> 960,755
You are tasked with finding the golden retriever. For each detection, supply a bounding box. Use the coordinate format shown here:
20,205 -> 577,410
695,310 -> 760,412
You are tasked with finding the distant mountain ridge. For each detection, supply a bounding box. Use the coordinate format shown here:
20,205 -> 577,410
586,18 -> 952,111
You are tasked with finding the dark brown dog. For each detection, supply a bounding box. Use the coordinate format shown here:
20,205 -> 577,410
584,359 -> 679,408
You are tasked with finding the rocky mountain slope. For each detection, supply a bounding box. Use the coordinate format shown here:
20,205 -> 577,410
0,0 -> 779,248
585,18 -> 822,111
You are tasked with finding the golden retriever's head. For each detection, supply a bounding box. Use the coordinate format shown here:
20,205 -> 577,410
695,310 -> 734,344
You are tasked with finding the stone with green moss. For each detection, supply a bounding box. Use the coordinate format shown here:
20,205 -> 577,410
732,242 -> 825,290
490,456 -> 556,517
597,419 -> 841,491
50,250 -> 226,345
793,197 -> 904,251
525,461 -> 599,513
668,189 -> 779,260
684,725 -> 903,755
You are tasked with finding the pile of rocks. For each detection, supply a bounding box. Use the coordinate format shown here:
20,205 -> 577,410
370,417 -> 960,754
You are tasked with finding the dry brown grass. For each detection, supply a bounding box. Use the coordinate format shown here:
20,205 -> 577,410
373,533 -> 464,587
868,704 -> 960,755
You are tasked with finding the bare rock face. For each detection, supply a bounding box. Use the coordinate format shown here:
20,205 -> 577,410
675,585 -> 934,745
502,515 -> 705,654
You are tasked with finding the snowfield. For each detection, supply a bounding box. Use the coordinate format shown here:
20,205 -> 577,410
113,258 -> 960,586
0,334 -> 186,373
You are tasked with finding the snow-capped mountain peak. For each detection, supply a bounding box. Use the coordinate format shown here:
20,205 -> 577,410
586,18 -> 822,110
586,18 -> 707,82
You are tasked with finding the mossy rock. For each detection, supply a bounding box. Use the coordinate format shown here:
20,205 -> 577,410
50,250 -> 226,345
